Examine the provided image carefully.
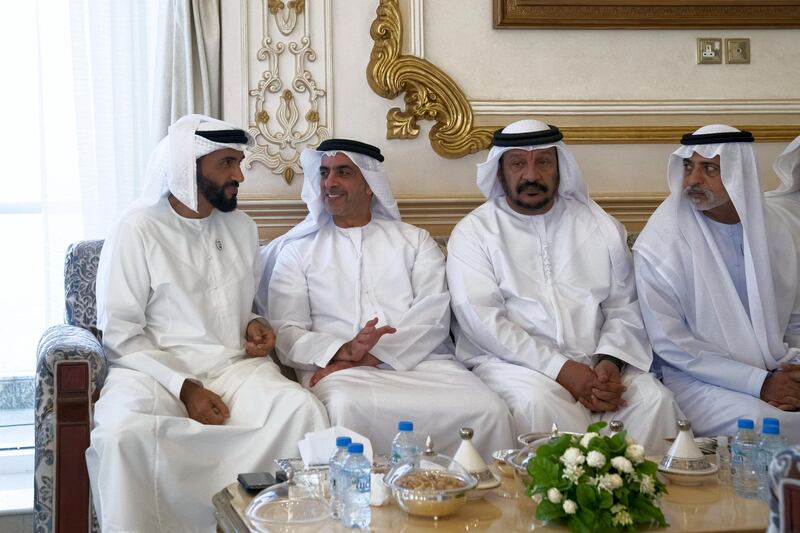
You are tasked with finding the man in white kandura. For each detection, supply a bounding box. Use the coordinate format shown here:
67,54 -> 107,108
766,134 -> 800,247
89,114 -> 329,532
259,138 -> 514,458
446,119 -> 681,452
634,125 -> 800,441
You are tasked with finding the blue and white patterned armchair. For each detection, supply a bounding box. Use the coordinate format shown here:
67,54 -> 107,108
35,240 -> 107,533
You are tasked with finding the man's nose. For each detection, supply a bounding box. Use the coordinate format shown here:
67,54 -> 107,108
685,166 -> 703,187
232,165 -> 245,183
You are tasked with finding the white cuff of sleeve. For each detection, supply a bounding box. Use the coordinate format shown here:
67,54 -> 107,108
745,367 -> 769,398
541,352 -> 570,381
170,374 -> 201,400
314,338 -> 350,368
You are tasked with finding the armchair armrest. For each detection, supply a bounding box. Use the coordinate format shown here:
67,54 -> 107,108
35,325 -> 107,533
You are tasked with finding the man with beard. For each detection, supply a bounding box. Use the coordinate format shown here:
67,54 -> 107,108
89,114 -> 329,532
258,138 -> 514,459
446,119 -> 681,452
634,125 -> 800,440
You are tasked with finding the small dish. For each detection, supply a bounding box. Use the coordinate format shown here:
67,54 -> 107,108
491,449 -> 517,478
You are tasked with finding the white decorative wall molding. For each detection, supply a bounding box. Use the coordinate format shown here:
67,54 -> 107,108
470,99 -> 800,116
411,0 -> 425,58
244,0 -> 331,185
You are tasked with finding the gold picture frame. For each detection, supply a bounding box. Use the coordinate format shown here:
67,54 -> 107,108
493,0 -> 800,29
366,0 -> 800,159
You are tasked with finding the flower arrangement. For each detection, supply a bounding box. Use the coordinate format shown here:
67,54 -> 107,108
525,421 -> 667,533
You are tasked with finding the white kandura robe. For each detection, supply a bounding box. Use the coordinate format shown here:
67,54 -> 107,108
635,206 -> 800,442
88,199 -> 329,533
446,197 -> 682,453
268,218 -> 515,459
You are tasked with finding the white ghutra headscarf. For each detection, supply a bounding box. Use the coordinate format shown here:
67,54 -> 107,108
137,114 -> 254,213
477,119 -> 631,286
255,139 -> 400,314
767,134 -> 800,197
634,124 -> 799,372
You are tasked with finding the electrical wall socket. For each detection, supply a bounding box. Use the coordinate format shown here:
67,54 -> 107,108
726,38 -> 751,64
697,38 -> 722,64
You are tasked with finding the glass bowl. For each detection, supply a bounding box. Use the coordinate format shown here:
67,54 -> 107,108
384,439 -> 477,519
245,470 -> 329,532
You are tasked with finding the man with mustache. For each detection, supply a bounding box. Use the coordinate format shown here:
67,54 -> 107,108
634,125 -> 800,441
446,119 -> 680,451
90,115 -> 328,532
258,138 -> 514,458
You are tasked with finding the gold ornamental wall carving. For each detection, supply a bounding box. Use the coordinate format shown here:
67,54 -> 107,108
366,0 -> 799,158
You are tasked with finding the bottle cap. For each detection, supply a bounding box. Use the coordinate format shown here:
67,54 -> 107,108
737,418 -> 754,429
348,443 -> 364,454
336,436 -> 352,447
398,421 -> 413,431
762,424 -> 779,435
763,417 -> 779,429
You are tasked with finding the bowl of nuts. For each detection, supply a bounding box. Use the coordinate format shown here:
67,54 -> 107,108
383,436 -> 477,519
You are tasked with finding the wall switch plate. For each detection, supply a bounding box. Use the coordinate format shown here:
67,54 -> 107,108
697,38 -> 722,64
726,38 -> 751,64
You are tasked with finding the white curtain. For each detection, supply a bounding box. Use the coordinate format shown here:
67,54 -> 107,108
151,0 -> 221,145
0,0 -> 221,378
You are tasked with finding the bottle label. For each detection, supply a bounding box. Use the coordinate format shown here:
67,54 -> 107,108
356,478 -> 370,492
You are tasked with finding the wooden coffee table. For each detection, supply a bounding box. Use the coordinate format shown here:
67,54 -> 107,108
213,471 -> 768,532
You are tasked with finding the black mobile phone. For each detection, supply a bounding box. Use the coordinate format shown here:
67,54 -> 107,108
237,472 -> 277,493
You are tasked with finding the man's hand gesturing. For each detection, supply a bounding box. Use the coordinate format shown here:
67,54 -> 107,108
333,317 -> 396,363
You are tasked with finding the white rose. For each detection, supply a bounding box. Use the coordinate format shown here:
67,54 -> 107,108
611,456 -> 634,474
610,503 -> 625,514
625,434 -> 636,446
563,499 -> 577,514
598,473 -> 624,492
547,487 -> 562,504
625,444 -> 645,464
586,450 -> 606,468
560,447 -> 586,466
531,493 -> 543,503
580,432 -> 600,449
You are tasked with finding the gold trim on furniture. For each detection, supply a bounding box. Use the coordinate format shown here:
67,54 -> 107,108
494,0 -> 800,29
366,0 -> 800,158
240,193 -> 666,239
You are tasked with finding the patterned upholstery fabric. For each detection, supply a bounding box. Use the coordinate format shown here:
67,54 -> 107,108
64,240 -> 104,339
35,240 -> 108,533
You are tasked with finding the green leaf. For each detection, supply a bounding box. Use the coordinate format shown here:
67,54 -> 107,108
529,455 -> 560,487
608,431 -> 627,453
598,490 -> 613,509
537,442 -> 556,458
576,483 -> 597,510
637,460 -> 658,476
586,421 -> 608,434
551,434 -> 573,457
536,499 -> 566,522
577,508 -> 597,529
568,515 -> 592,533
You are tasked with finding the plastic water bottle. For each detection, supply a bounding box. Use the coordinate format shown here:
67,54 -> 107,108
716,435 -> 731,485
756,418 -> 787,501
390,420 -> 420,466
328,436 -> 352,518
731,418 -> 759,499
341,443 -> 371,528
